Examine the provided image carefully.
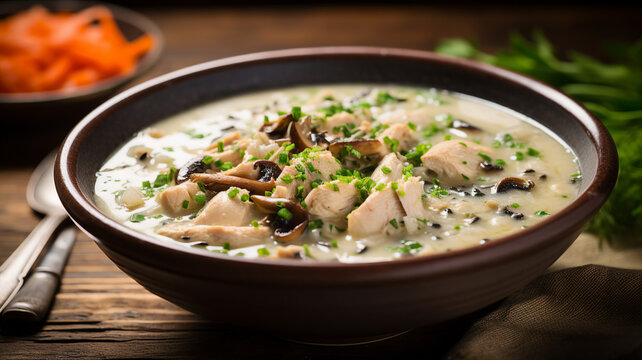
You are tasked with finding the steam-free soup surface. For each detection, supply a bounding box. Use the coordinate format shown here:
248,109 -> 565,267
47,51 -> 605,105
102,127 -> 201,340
95,85 -> 580,262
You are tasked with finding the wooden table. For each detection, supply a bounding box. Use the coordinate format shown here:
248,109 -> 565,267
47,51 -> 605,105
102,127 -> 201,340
1,5 -> 641,359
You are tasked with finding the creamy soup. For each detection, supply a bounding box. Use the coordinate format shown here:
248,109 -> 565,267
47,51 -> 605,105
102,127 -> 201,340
95,85 -> 580,262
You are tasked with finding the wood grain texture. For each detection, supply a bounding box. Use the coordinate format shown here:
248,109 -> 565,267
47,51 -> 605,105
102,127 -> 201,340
1,5 -> 640,359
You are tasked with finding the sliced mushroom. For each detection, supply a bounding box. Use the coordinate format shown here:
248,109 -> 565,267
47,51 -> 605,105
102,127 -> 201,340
290,116 -> 330,153
254,160 -> 282,182
503,206 -> 524,220
480,161 -> 504,172
450,119 -> 481,131
328,139 -> 385,158
260,113 -> 294,139
250,195 -> 309,242
176,157 -> 210,184
492,177 -> 535,193
191,173 -> 275,195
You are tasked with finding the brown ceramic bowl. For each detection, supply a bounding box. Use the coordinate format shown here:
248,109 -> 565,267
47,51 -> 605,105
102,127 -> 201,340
55,47 -> 617,342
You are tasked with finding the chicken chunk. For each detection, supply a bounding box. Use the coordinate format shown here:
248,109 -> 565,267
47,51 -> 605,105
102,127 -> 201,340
347,187 -> 405,237
158,224 -> 271,248
377,123 -> 416,153
371,153 -> 404,184
157,182 -> 201,217
243,132 -> 280,161
396,177 -> 429,219
273,150 -> 341,199
321,112 -> 361,135
193,188 -> 259,226
305,181 -> 358,221
421,140 -> 493,186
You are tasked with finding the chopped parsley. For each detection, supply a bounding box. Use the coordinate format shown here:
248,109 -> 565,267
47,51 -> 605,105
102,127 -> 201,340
277,208 -> 293,220
129,213 -> 146,223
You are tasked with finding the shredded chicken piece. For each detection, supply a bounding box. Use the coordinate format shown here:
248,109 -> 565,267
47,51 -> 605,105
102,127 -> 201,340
158,224 -> 271,247
157,182 -> 201,217
421,140 -> 493,186
193,188 -> 259,226
305,180 -> 358,221
347,188 -> 405,237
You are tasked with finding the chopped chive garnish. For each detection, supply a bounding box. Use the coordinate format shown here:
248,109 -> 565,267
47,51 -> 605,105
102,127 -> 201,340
221,162 -> 234,171
181,200 -> 189,209
511,203 -> 520,208
407,122 -> 417,131
331,241 -> 338,248
281,174 -> 293,184
129,213 -> 146,223
514,151 -> 525,161
153,174 -> 169,187
228,188 -> 240,198
217,141 -> 224,153
381,166 -> 392,174
527,147 -> 541,157
241,193 -> 250,202
478,152 -> 492,162
223,242 -> 231,250
389,218 -> 399,229
202,155 -> 213,165
303,243 -> 311,257
195,194 -> 207,204
391,182 -> 398,191
291,106 -> 302,121
461,174 -> 470,180
278,152 -> 289,165
375,183 -> 386,191
277,208 -> 293,220
197,181 -> 206,192
251,220 -> 259,228
495,159 -> 507,166
309,220 -> 323,230
459,142 -> 468,147
257,247 -> 270,256
534,210 -> 549,216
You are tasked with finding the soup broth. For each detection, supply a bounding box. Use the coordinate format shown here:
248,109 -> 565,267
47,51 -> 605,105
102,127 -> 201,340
95,85 -> 580,262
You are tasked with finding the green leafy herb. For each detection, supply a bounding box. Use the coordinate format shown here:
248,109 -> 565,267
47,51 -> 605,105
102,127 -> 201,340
436,32 -> 642,242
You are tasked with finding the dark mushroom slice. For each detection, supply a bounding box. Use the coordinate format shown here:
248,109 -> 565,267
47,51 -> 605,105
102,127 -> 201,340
327,139 -> 385,158
480,161 -> 503,172
250,195 -> 309,242
492,177 -> 535,193
503,206 -> 524,220
290,116 -> 330,153
176,157 -> 211,184
259,113 -> 294,139
450,119 -> 481,131
190,173 -> 275,195
254,160 -> 282,182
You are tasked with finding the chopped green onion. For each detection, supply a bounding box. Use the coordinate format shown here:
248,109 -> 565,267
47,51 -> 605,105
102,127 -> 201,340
277,208 -> 293,220
181,200 -> 189,209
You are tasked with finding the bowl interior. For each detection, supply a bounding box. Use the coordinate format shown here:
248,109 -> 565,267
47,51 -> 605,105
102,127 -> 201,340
72,51 -> 598,200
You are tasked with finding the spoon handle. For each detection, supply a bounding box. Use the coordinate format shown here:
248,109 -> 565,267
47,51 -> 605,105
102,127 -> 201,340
2,227 -> 76,325
0,212 -> 68,312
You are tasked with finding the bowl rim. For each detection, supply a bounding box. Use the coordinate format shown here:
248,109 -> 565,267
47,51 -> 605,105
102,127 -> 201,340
55,46 -> 618,283
0,0 -> 164,104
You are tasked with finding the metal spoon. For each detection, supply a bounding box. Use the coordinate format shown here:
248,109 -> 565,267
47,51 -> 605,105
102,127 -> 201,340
0,152 -> 71,317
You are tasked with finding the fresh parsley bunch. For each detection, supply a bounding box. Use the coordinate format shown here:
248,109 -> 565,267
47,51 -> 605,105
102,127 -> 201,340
436,32 -> 642,243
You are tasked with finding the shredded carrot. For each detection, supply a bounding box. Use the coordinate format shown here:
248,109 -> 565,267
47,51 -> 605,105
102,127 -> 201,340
0,5 -> 155,94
